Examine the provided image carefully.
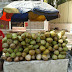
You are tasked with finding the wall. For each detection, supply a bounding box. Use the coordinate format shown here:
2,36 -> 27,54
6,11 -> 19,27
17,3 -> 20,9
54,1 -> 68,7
50,1 -> 72,23
27,21 -> 44,29
49,1 -> 72,32
26,20 -> 49,33
50,23 -> 72,32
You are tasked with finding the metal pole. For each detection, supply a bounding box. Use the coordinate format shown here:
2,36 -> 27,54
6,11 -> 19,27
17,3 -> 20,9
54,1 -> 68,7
30,20 -> 31,33
9,21 -> 11,30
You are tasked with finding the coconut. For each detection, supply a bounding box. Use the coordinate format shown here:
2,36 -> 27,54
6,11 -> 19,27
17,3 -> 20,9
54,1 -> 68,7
7,39 -> 13,45
43,49 -> 50,55
25,54 -> 31,61
46,38 -> 53,43
29,50 -> 35,56
42,55 -> 48,61
22,52 -> 26,57
32,33 -> 37,40
40,46 -> 46,51
54,50 -> 59,55
50,31 -> 56,37
52,55 -> 57,60
14,57 -> 20,62
10,53 -> 16,58
2,37 -> 7,43
2,43 -> 8,48
45,32 -> 50,38
10,43 -> 16,49
36,54 -> 41,60
41,40 -> 46,45
35,49 -> 41,54
7,57 -> 12,62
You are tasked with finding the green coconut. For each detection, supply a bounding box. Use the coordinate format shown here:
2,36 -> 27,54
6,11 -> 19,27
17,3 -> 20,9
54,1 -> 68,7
40,34 -> 45,40
12,33 -> 17,40
32,33 -> 37,40
10,53 -> 16,58
30,40 -> 36,45
2,37 -> 7,43
6,33 -> 12,39
46,38 -> 53,43
50,31 -> 56,37
2,43 -> 8,48
13,40 -> 19,45
45,32 -> 50,38
7,39 -> 13,45
41,40 -> 46,45
52,55 -> 57,60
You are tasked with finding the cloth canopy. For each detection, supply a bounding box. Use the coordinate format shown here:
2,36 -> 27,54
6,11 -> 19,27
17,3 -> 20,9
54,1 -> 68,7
0,11 -> 13,21
11,13 -> 28,22
0,1 -> 60,21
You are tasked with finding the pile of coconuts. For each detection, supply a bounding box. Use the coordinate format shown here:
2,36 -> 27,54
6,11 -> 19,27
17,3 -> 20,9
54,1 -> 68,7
1,30 -> 68,62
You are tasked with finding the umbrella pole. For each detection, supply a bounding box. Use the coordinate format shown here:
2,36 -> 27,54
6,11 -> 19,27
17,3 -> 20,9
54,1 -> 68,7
30,20 -> 31,33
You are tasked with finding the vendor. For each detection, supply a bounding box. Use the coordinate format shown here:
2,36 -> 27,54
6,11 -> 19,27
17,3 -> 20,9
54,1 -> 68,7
0,29 -> 5,57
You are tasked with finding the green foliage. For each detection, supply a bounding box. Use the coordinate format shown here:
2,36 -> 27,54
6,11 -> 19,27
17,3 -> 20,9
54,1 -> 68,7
47,0 -> 72,8
47,0 -> 55,6
57,0 -> 67,5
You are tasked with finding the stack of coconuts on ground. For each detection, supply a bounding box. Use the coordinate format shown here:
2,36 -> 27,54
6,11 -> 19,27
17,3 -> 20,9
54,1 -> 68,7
1,30 -> 68,62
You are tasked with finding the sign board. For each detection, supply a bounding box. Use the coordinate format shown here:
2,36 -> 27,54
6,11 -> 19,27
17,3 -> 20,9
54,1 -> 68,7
24,22 -> 28,27
11,22 -> 28,31
12,27 -> 26,32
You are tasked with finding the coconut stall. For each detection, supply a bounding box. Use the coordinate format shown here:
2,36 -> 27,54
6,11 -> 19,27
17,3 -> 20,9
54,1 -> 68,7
0,1 -> 69,72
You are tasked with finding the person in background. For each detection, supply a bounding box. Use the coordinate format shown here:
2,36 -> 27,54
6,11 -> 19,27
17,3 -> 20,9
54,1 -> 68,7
0,29 -> 5,57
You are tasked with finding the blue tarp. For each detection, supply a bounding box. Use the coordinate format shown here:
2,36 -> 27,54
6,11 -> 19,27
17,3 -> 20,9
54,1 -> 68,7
32,5 -> 59,21
11,12 -> 59,22
45,15 -> 58,21
11,13 -> 28,22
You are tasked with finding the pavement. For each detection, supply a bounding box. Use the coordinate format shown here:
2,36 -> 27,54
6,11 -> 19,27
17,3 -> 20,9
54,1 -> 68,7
65,32 -> 72,45
0,71 -> 3,72
65,32 -> 72,50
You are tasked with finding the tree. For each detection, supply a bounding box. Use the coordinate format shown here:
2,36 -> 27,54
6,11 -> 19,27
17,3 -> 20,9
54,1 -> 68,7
47,0 -> 55,6
57,0 -> 67,5
47,0 -> 70,8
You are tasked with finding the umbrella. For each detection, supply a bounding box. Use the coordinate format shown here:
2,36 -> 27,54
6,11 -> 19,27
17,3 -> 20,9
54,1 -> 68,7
2,1 -> 59,21
11,13 -> 28,22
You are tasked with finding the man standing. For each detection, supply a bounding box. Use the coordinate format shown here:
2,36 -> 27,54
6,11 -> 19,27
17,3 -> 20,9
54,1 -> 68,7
0,29 -> 5,57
